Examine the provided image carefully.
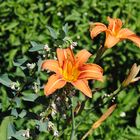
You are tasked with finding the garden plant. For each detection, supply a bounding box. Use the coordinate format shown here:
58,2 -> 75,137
0,1 -> 140,140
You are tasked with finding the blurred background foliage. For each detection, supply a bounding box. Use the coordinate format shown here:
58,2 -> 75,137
0,0 -> 140,139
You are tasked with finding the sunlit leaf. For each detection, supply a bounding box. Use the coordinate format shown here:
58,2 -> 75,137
11,109 -> 18,118
46,26 -> 57,39
13,56 -> 28,70
62,23 -> 68,36
29,41 -> 44,52
35,120 -> 48,132
19,110 -> 27,118
0,116 -> 12,140
22,93 -> 38,102
0,74 -> 12,87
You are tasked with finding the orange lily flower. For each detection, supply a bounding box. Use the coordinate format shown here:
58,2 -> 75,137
42,47 -> 103,98
90,17 -> 140,48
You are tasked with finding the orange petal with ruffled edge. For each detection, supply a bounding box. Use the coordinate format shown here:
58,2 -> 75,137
42,60 -> 60,74
90,22 -> 107,39
118,28 -> 140,48
71,79 -> 92,98
78,64 -> 103,81
104,30 -> 120,48
75,49 -> 92,67
44,74 -> 66,96
107,17 -> 122,34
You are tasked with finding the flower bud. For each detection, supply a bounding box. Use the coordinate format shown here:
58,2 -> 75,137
122,63 -> 140,87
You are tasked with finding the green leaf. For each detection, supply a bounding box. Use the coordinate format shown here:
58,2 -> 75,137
0,103 -> 2,109
13,130 -> 29,140
13,56 -> 28,69
29,41 -> 45,52
14,97 -> 21,108
46,26 -> 57,39
5,21 -> 19,30
37,58 -> 43,73
128,127 -> 140,136
11,109 -> 18,118
136,112 -> 140,129
0,116 -> 13,140
0,74 -> 12,87
7,123 -> 16,139
22,93 -> 38,102
62,23 -> 68,36
19,110 -> 27,118
35,120 -> 48,132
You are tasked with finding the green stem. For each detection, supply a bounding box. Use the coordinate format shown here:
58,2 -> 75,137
75,86 -> 123,129
94,46 -> 107,63
70,97 -> 75,140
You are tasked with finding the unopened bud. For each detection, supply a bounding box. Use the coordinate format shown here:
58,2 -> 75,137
122,63 -> 140,87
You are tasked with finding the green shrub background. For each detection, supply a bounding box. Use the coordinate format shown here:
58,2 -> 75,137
0,0 -> 140,140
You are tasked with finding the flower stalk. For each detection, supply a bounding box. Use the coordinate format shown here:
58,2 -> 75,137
94,45 -> 107,63
70,97 -> 76,140
81,104 -> 117,140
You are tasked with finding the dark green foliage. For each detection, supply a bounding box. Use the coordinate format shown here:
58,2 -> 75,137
0,0 -> 140,139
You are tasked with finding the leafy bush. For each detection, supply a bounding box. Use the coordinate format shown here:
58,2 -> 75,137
0,0 -> 140,140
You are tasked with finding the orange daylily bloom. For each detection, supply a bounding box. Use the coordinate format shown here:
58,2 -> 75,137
42,47 -> 103,98
90,17 -> 140,48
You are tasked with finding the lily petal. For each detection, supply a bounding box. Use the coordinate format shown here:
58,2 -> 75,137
72,80 -> 92,98
90,22 -> 107,39
119,29 -> 140,47
75,49 -> 92,66
44,74 -> 66,96
65,47 -> 75,62
107,17 -> 122,33
57,48 -> 65,67
105,30 -> 120,48
78,64 -> 103,81
42,60 -> 60,73
57,47 -> 75,67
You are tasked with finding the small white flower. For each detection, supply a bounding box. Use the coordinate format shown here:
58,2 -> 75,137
33,82 -> 39,93
84,12 -> 87,16
77,35 -> 80,39
27,63 -> 36,70
44,44 -> 50,51
70,42 -> 78,49
120,112 -> 126,117
72,42 -> 77,47
22,129 -> 30,138
48,121 -> 54,129
62,114 -> 66,119
54,56 -> 57,60
70,45 -> 74,49
54,130 -> 59,137
40,112 -> 45,117
45,2 -> 51,6
43,54 -> 46,58
51,109 -> 57,116
51,101 -> 57,110
10,81 -> 20,91
57,12 -> 62,17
